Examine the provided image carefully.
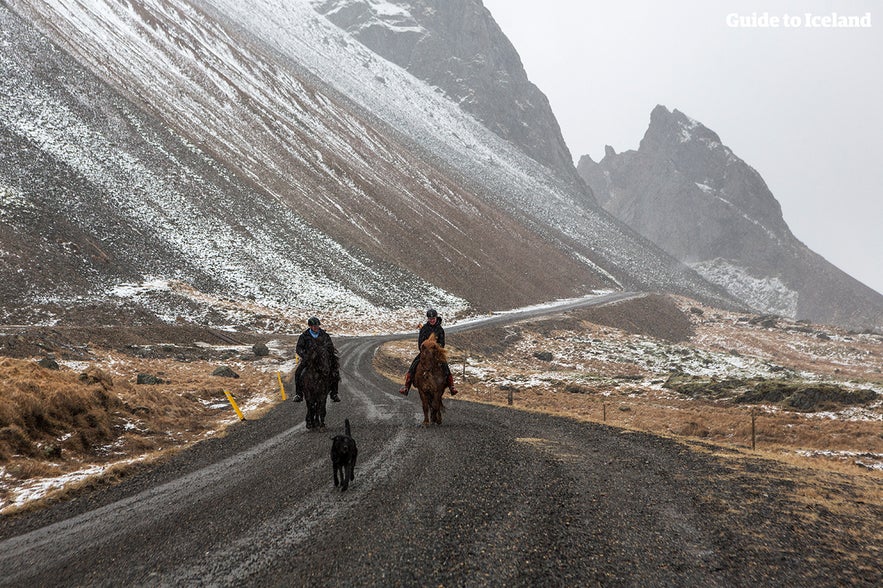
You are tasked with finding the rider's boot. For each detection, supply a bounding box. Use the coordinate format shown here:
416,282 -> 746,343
398,372 -> 412,396
446,373 -> 458,396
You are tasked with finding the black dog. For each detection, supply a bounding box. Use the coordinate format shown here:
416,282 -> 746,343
331,418 -> 358,491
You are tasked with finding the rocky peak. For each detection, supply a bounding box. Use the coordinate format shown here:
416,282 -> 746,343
637,105 -> 787,236
640,105 -> 721,151
308,0 -> 592,200
577,106 -> 883,328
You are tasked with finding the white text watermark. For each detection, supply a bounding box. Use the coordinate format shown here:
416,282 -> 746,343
726,12 -> 872,28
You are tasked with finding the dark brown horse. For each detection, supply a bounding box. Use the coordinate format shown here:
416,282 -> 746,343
300,337 -> 336,429
413,333 -> 447,425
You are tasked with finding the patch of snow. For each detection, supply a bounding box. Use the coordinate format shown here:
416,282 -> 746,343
690,259 -> 798,318
694,182 -> 714,194
0,458 -> 145,512
678,116 -> 699,143
796,449 -> 883,470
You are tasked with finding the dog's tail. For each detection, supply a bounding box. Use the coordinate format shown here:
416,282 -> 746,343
344,418 -> 351,437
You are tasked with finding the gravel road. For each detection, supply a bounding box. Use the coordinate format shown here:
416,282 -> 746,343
0,294 -> 878,586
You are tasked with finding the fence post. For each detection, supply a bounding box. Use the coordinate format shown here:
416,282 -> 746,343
751,409 -> 757,450
603,402 -> 607,422
508,388 -> 513,405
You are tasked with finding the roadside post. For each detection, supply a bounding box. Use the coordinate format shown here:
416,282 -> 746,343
751,409 -> 757,450
277,371 -> 287,400
224,390 -> 245,421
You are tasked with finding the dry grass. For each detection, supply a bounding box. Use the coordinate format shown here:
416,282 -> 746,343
2,294 -> 880,517
375,296 -> 883,528
0,350 -> 285,512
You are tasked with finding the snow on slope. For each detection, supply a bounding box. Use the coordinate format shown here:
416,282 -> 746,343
1,2 -> 466,325
208,0 -> 730,300
4,0 -> 734,329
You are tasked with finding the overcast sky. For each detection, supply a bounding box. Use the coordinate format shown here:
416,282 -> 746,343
482,0 -> 882,296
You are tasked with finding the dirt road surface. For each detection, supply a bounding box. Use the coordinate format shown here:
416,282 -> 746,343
0,294 -> 878,586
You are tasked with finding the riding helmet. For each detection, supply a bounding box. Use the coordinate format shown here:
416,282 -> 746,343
307,316 -> 321,326
426,308 -> 438,318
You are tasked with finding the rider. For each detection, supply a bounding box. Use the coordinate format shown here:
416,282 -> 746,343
398,308 -> 458,397
293,316 -> 341,403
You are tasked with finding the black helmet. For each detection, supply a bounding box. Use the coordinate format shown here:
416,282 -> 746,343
426,308 -> 438,318
307,316 -> 321,326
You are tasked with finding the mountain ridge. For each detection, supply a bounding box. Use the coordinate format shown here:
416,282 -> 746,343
578,105 -> 883,329
2,0 -> 737,331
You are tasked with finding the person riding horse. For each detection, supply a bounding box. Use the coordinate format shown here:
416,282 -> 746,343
293,317 -> 341,403
399,308 -> 458,397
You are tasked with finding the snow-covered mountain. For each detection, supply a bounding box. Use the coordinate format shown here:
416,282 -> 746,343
1,0 -> 734,331
578,106 -> 883,330
307,0 -> 587,196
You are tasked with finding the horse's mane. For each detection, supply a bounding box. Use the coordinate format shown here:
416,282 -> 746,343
303,337 -> 332,373
420,332 -> 447,363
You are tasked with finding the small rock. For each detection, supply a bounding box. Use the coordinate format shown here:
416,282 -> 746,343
136,373 -> 165,385
252,342 -> 270,357
212,366 -> 240,378
38,357 -> 59,370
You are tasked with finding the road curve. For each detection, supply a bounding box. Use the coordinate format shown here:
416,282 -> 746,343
0,293 -> 866,586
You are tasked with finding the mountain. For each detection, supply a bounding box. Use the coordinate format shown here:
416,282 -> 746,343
307,0 -> 587,195
578,105 -> 883,330
1,0 -> 735,330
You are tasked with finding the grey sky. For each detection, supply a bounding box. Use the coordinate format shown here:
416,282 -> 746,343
482,0 -> 882,296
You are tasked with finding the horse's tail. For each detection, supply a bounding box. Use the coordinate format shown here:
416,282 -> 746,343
344,418 -> 351,437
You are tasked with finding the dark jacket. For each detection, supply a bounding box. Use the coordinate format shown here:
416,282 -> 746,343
296,328 -> 334,359
418,317 -> 445,349
295,328 -> 340,382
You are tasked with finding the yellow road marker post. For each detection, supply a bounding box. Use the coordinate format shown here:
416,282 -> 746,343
224,390 -> 245,421
277,371 -> 287,400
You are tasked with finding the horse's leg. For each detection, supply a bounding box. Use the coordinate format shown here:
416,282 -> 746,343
432,390 -> 441,425
419,389 -> 430,425
319,395 -> 327,428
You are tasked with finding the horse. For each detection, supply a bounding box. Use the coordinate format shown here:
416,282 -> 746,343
299,337 -> 337,429
413,333 -> 447,425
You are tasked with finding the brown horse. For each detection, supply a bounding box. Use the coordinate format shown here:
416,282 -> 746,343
413,333 -> 447,425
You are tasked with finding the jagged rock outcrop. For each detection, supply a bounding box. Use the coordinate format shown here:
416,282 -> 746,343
308,0 -> 590,198
578,105 -> 883,330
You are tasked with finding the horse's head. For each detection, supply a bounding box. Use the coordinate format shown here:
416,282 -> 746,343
304,339 -> 332,377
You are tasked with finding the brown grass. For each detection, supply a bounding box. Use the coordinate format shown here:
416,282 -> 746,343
3,295 -> 880,518
374,298 -> 883,527
0,351 -> 282,512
